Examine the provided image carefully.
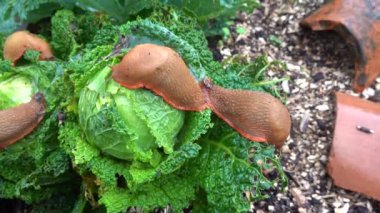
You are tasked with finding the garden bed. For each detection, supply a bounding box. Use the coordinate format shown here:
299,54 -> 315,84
220,0 -> 380,212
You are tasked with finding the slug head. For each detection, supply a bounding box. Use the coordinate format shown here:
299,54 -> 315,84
111,44 -> 169,89
112,44 -> 207,111
0,92 -> 46,148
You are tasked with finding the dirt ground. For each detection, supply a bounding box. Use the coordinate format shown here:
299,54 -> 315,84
219,0 -> 380,212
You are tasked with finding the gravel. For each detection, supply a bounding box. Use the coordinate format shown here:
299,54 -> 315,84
218,0 -> 380,212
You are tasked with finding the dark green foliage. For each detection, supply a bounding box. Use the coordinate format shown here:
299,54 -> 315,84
0,3 -> 287,213
0,0 -> 74,34
51,9 -> 112,59
51,10 -> 77,59
189,120 -> 287,212
0,0 -> 260,37
75,0 -> 152,21
0,60 -> 77,204
165,0 -> 260,22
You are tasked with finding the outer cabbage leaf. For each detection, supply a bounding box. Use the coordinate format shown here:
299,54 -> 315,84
74,0 -> 259,25
99,170 -> 196,213
59,121 -> 201,212
187,120 -> 287,212
76,0 -> 151,22
0,4 -> 20,35
0,0 -> 75,33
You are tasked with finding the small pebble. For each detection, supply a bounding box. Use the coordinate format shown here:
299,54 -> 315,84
287,63 -> 301,72
299,111 -> 310,132
281,144 -> 291,153
307,155 -> 318,163
258,37 -> 266,45
335,203 -> 350,213
320,155 -> 328,163
282,80 -> 290,93
290,187 -> 307,206
298,207 -> 307,213
333,201 -> 343,208
220,48 -> 231,57
368,90 -> 380,102
312,72 -> 325,82
362,87 -> 375,98
317,119 -> 327,131
348,205 -> 369,213
316,104 -> 329,111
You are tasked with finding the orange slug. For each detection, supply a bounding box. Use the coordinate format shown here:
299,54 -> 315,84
112,43 -> 207,111
0,93 -> 46,149
3,31 -> 54,65
201,78 -> 291,148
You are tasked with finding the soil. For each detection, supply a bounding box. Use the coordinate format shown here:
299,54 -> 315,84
218,0 -> 380,212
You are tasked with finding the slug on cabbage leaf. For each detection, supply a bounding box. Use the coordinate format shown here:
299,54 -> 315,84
0,93 -> 46,149
112,43 -> 207,111
201,78 -> 291,148
3,31 -> 54,65
112,44 -> 291,147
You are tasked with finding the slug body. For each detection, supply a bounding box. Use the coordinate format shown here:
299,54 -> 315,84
112,44 -> 207,111
0,93 -> 46,148
201,79 -> 291,148
3,31 -> 54,64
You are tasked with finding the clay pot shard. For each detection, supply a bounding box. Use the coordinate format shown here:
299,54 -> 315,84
3,31 -> 54,65
301,0 -> 380,92
201,78 -> 291,148
328,92 -> 380,201
112,43 -> 207,111
0,93 -> 46,149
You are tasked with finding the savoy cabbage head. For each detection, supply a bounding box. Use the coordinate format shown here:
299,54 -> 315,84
58,8 -> 286,213
78,66 -> 186,163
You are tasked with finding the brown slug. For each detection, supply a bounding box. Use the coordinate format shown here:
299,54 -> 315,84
201,79 -> 291,148
112,44 -> 291,147
112,43 -> 207,111
0,93 -> 46,149
3,31 -> 54,65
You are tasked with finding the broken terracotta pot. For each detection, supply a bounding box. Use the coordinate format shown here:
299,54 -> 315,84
301,0 -> 380,92
328,92 -> 380,200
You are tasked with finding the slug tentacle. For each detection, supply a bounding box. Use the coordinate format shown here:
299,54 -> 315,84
3,31 -> 54,65
111,43 -> 207,111
201,79 -> 291,148
0,93 -> 46,149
